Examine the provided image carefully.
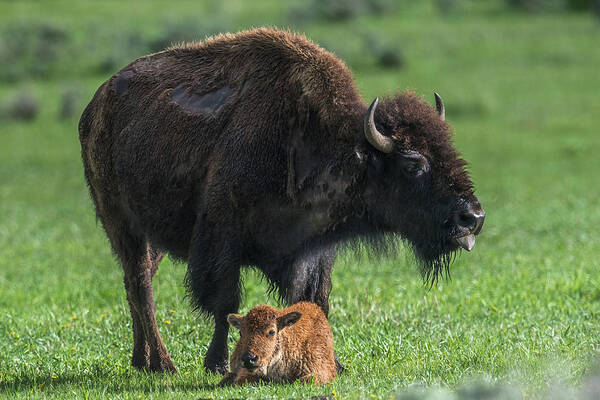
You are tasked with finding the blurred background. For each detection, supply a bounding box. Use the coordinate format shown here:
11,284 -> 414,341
1,0 -> 599,398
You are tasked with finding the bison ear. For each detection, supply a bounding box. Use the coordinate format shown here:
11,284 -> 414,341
277,312 -> 301,330
227,314 -> 243,330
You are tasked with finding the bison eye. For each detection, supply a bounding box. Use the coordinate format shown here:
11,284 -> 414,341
267,329 -> 275,337
398,151 -> 429,178
404,163 -> 423,177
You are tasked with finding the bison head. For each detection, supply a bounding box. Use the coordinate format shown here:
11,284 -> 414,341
359,92 -> 485,283
227,306 -> 301,375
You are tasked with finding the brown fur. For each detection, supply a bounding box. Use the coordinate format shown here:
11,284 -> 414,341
78,27 -> 483,373
220,302 -> 336,386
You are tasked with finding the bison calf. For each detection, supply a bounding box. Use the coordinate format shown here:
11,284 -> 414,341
220,302 -> 336,386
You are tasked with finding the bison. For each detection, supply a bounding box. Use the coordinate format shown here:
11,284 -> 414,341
78,28 -> 485,374
220,302 -> 336,386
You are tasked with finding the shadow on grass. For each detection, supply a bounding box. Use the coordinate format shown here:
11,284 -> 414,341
0,365 -> 218,394
0,367 -> 335,399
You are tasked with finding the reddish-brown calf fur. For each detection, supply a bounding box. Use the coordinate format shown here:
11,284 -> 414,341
220,302 -> 336,385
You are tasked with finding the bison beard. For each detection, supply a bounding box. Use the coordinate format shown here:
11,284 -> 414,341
78,28 -> 484,374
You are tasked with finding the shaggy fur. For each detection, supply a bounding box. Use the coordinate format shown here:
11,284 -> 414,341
220,302 -> 336,386
78,28 -> 483,373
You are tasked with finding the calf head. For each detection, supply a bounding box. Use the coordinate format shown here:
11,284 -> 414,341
228,305 -> 301,374
359,92 -> 485,283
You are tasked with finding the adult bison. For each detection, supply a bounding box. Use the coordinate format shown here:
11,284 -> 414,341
79,28 -> 484,374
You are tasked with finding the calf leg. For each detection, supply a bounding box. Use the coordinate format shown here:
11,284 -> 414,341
186,227 -> 242,375
300,373 -> 331,385
218,372 -> 237,387
219,370 -> 261,386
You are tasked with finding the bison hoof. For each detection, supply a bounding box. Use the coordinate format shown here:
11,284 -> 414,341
131,355 -> 150,370
204,359 -> 229,375
148,357 -> 177,373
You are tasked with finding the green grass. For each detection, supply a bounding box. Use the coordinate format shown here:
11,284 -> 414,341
1,1 -> 600,399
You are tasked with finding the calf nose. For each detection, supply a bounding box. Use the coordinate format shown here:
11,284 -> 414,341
241,352 -> 259,369
454,202 -> 485,235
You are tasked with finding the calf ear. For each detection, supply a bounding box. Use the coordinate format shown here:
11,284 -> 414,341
277,312 -> 302,330
227,314 -> 243,330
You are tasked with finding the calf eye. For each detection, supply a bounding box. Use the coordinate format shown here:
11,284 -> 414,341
267,329 -> 275,337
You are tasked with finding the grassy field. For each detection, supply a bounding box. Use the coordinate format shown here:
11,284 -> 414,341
1,1 -> 599,399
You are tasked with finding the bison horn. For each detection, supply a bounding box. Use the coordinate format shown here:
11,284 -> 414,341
364,97 -> 394,153
434,92 -> 445,121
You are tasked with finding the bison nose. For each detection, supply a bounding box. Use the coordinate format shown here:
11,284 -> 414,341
454,202 -> 485,235
241,352 -> 259,369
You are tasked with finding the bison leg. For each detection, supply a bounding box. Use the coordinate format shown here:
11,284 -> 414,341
284,246 -> 335,316
186,228 -> 241,375
122,247 -> 165,369
284,246 -> 344,373
205,299 -> 238,375
99,209 -> 175,373
132,246 -> 175,373
122,242 -> 175,373
124,275 -> 150,369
